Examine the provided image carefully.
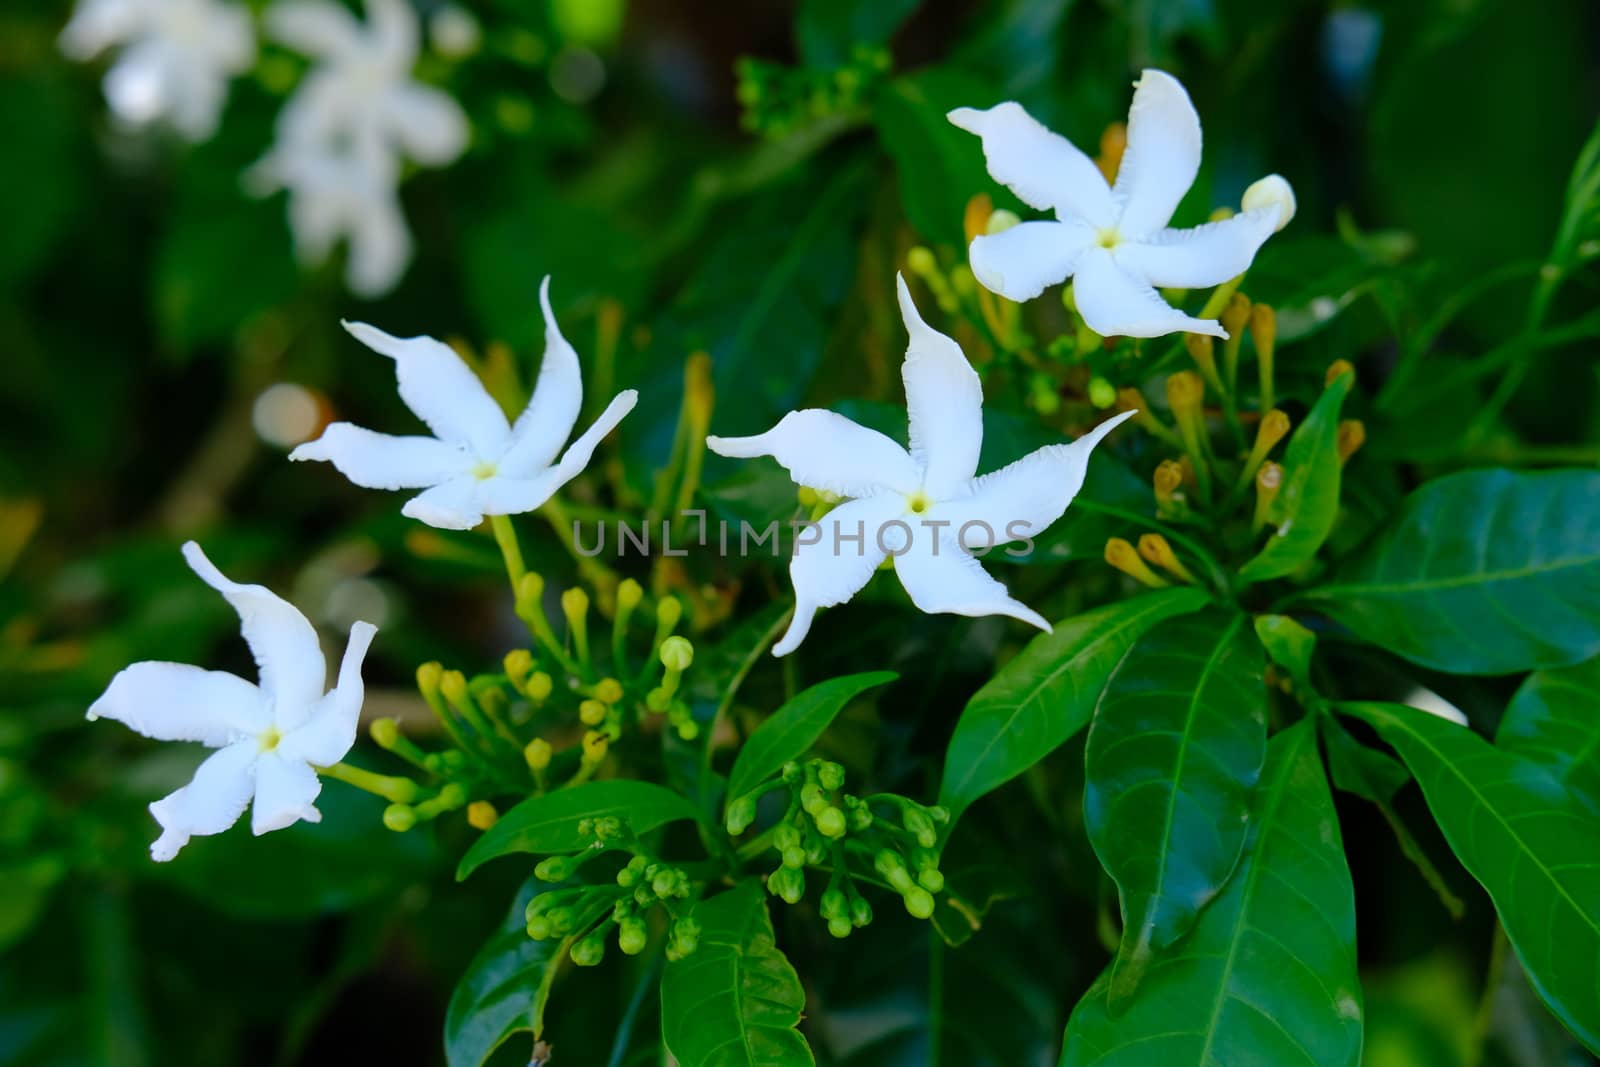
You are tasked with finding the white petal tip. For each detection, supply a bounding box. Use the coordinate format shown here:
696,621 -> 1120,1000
946,106 -> 985,133
1242,174 -> 1296,232
704,434 -> 749,458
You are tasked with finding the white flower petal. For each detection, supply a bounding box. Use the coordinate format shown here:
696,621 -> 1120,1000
148,739 -> 259,861
346,189 -> 414,298
88,662 -> 268,746
265,0 -> 364,61
181,542 -> 328,715
251,752 -> 324,835
1112,207 -> 1281,291
289,423 -> 471,489
59,0 -> 138,59
896,275 -> 983,497
968,219 -> 1097,303
707,411 -> 920,498
947,102 -> 1115,226
366,0 -> 419,69
381,83 -> 468,166
1241,175 -> 1295,232
1072,247 -> 1225,339
279,620 -> 376,749
1111,70 -> 1202,239
892,532 -> 1049,631
341,321 -> 511,457
934,411 -> 1137,548
501,277 -> 584,476
401,475 -> 487,530
777,494 -> 905,657
498,387 -> 637,495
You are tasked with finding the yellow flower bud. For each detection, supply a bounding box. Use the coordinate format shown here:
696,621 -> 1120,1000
1153,460 -> 1184,505
1184,333 -> 1222,393
1254,462 -> 1283,533
524,737 -> 552,772
579,699 -> 608,726
1222,292 -> 1253,339
467,801 -> 499,831
595,677 -> 624,704
1137,534 -> 1195,584
582,730 -> 609,763
656,595 -> 683,632
906,245 -> 938,278
962,194 -> 993,246
560,586 -> 589,623
517,571 -> 544,607
985,208 -> 1021,235
416,661 -> 443,699
1104,538 -> 1170,588
1251,304 -> 1277,411
1165,371 -> 1204,417
659,635 -> 694,672
369,717 -> 401,749
526,671 -> 553,703
1325,359 -> 1355,388
1256,409 -> 1291,453
1337,420 -> 1366,464
504,648 -> 534,691
439,669 -> 470,708
616,578 -> 643,614
1096,121 -> 1126,183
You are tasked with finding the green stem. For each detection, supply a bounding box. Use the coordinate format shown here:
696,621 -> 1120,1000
318,762 -> 419,804
489,514 -> 526,592
540,495 -> 617,608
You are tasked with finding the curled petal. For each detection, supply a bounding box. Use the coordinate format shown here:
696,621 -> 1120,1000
381,83 -> 468,166
182,542 -> 327,715
341,321 -> 510,457
290,424 -> 471,489
250,753 -> 324,835
1072,248 -> 1225,339
777,494 -> 905,656
947,103 -> 1115,226
265,0 -> 365,61
708,411 -> 920,498
935,411 -> 1137,549
897,274 -> 983,498
401,475 -> 487,530
148,740 -> 260,861
89,662 -> 268,746
1113,207 -> 1281,290
279,620 -> 377,750
501,277 -> 584,476
1112,70 -> 1203,239
968,219 -> 1096,303
484,389 -> 639,514
892,533 -> 1050,631
346,189 -> 414,299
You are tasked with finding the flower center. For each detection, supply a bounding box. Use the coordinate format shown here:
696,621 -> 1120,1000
906,491 -> 931,515
1096,228 -> 1122,249
258,726 -> 283,753
472,461 -> 498,480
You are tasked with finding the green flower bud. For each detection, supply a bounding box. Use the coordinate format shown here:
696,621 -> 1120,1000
659,636 -> 694,671
875,850 -> 912,892
534,855 -> 571,882
781,846 -> 806,870
617,855 -> 646,887
646,687 -> 671,713
817,761 -> 845,791
526,915 -> 552,940
570,931 -> 606,967
726,795 -> 758,836
774,823 -> 802,851
671,917 -> 700,957
383,804 -> 416,832
828,916 -> 853,939
676,719 -> 700,741
918,868 -> 945,893
652,870 -> 679,898
524,737 -> 552,773
594,677 -> 624,704
594,816 -> 623,841
903,886 -> 935,919
903,808 -> 938,849
526,671 -> 553,703
814,806 -> 846,839
579,698 -> 608,726
821,888 -> 848,920
928,806 -> 950,824
768,866 -> 804,904
804,837 -> 827,866
781,761 -> 802,782
547,907 -> 576,936
655,596 -> 683,631
851,897 -> 873,928
844,797 -> 873,832
618,919 -> 647,956
616,578 -> 643,613
437,783 -> 468,810
369,717 -> 401,749
800,783 -> 826,816
1089,376 -> 1117,410
634,885 -> 656,907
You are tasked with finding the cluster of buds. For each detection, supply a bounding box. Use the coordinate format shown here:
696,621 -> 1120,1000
735,46 -> 891,139
726,758 -> 948,934
525,817 -> 701,965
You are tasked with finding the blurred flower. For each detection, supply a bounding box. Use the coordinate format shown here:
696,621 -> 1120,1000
88,543 -> 377,861
291,277 -> 638,530
428,5 -> 481,59
707,275 -> 1134,656
59,0 -> 255,141
949,70 -> 1292,338
249,0 -> 469,296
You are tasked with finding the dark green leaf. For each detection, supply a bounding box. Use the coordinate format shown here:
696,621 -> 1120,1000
1254,613 -> 1317,695
1344,701 -> 1600,1052
1496,657 -> 1600,815
1237,370 -> 1354,583
661,882 -> 814,1067
1306,469 -> 1600,674
1062,719 -> 1363,1067
1085,611 -> 1267,998
1319,713 -> 1409,805
445,879 -> 567,1067
725,670 -> 897,805
796,0 -> 922,67
458,781 -> 702,879
938,587 -> 1212,822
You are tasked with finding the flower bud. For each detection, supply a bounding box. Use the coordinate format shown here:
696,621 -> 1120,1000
659,636 -> 694,672
828,916 -> 853,939
918,868 -> 945,893
547,906 -> 576,936
1242,174 -> 1296,232
616,578 -> 643,614
1184,334 -> 1221,392
774,823 -> 801,851
535,855 -> 571,882
817,761 -> 845,791
874,850 -> 912,892
383,804 -> 416,832
675,719 -> 699,741
646,687 -> 670,713
1153,459 -> 1184,505
438,669 -> 469,709
902,808 -> 938,849
768,866 -> 805,904
503,649 -> 534,692
821,888 -> 848,920
814,806 -> 847,839
524,737 -> 552,773
369,717 -> 401,749
655,596 -> 683,631
799,783 -> 826,816
595,677 -> 624,704
903,886 -> 936,920
570,931 -> 605,967
467,801 -> 499,831
526,914 -> 552,940
1254,462 -> 1284,533
618,918 -> 647,956
1105,538 -> 1170,589
526,671 -> 553,703
437,783 -> 467,810
851,896 -> 873,928
1165,370 -> 1204,417
1336,419 -> 1366,464
516,572 -> 544,609
1325,359 -> 1355,388
1088,376 -> 1117,410
582,730 -> 609,763
560,587 -> 589,624
781,846 -> 806,869
725,794 -> 757,836
1222,292 -> 1253,340
579,699 -> 608,726
1137,534 -> 1195,584
844,796 -> 873,832
593,816 -> 623,841
906,246 -> 938,277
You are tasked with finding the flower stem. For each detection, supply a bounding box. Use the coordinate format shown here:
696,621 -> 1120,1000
318,762 -> 419,804
489,514 -> 526,591
539,495 -> 618,611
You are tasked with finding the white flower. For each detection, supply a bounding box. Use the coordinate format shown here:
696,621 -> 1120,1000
250,0 -> 468,296
949,70 -> 1293,339
291,277 -> 638,531
707,275 -> 1135,657
88,542 -> 377,861
59,0 -> 255,142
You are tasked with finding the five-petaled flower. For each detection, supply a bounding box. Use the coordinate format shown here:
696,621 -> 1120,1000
949,69 -> 1295,338
88,542 -> 376,861
707,275 -> 1134,657
249,0 -> 469,296
291,277 -> 638,530
59,0 -> 255,142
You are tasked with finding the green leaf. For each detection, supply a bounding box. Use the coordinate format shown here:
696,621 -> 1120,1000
445,879 -> 584,1067
796,0 -> 922,67
1237,370 -> 1354,582
1085,611 -> 1267,999
1496,657 -> 1600,815
874,68 -> 1010,247
1254,613 -> 1317,695
661,882 -> 814,1067
1061,719 -> 1363,1067
458,781 -> 702,879
1319,713 -> 1409,805
1305,469 -> 1600,674
725,670 -> 897,805
938,587 -> 1211,822
1344,701 -> 1600,1052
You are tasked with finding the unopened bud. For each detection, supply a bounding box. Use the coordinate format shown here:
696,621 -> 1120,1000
821,888 -> 848,920
582,730 -> 609,763
1105,537 -> 1170,588
516,571 -> 544,608
918,868 -> 945,893
524,737 -> 552,772
1222,292 -> 1253,339
1088,376 -> 1117,409
369,718 -> 401,749
526,671 -> 553,702
985,208 -> 1020,235
902,808 -> 938,849
659,636 -> 694,671
1242,174 -> 1296,232
535,855 -> 570,882
1325,359 -> 1355,388
903,886 -> 936,919
1154,459 -> 1184,505
1336,420 -> 1366,464
1184,334 -> 1221,391
814,806 -> 847,839
726,795 -> 757,835
1096,121 -> 1127,182
851,896 -> 873,927
906,245 -> 938,277
560,587 -> 589,623
875,850 -> 913,892
467,801 -> 498,830
416,661 -> 443,700
1137,534 -> 1195,584
595,677 -> 624,704
618,918 -> 647,956
816,761 -> 845,791
503,648 -> 534,691
1165,370 -> 1204,416
439,669 -> 470,708
828,916 -> 853,939
579,699 -> 608,726
383,804 -> 416,832
675,719 -> 699,741
655,596 -> 683,631
1254,462 -> 1284,532
616,578 -> 643,614
570,931 -> 605,967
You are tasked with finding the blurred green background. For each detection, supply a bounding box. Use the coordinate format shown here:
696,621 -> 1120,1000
2,0 -> 1597,1064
